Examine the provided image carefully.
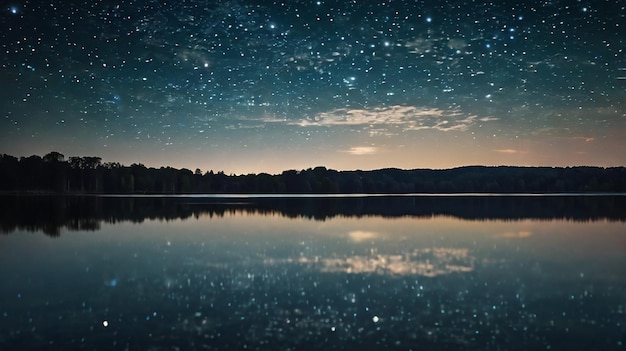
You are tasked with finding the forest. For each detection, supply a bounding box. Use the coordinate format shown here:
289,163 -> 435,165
1,151 -> 625,194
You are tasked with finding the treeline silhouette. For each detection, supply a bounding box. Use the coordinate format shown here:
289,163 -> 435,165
2,195 -> 626,236
1,151 -> 626,194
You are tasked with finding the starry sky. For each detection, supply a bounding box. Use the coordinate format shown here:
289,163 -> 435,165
1,0 -> 625,174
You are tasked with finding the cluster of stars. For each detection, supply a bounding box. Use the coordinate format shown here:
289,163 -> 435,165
0,0 -> 624,169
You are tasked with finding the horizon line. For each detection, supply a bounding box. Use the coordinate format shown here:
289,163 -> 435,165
2,151 -> 625,176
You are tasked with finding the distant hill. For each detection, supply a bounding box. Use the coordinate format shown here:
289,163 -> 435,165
1,152 -> 625,194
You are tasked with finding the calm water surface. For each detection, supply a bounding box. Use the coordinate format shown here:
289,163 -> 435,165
1,195 -> 625,350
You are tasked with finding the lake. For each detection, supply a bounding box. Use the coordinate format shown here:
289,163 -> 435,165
1,195 -> 625,350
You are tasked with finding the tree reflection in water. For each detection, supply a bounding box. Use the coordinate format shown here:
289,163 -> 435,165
1,194 -> 625,236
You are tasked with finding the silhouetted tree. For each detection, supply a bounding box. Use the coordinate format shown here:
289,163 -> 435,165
1,152 -> 625,194
0,154 -> 20,191
43,152 -> 68,192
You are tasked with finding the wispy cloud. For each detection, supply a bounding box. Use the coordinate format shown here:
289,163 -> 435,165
571,136 -> 595,142
293,105 -> 489,132
478,117 -> 500,122
342,146 -> 379,156
494,149 -> 527,154
404,37 -> 436,54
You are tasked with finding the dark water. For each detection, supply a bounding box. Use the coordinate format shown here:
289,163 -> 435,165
1,195 -> 625,350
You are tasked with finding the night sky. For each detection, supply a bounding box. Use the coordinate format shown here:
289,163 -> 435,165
1,0 -> 625,174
